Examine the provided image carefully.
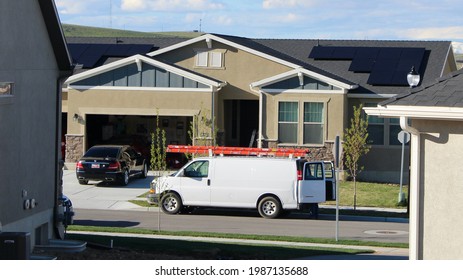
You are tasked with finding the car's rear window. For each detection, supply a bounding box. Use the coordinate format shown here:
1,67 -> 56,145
84,147 -> 119,158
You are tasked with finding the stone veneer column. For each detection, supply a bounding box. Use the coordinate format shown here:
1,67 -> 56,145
65,134 -> 84,163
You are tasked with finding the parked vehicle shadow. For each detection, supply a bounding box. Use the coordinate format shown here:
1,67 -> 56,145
93,176 -> 153,189
73,219 -> 140,228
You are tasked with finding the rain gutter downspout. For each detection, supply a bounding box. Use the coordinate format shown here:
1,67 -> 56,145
212,82 -> 227,146
249,85 -> 263,148
400,116 -> 421,260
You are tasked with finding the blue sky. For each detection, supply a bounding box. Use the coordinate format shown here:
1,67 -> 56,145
56,0 -> 463,52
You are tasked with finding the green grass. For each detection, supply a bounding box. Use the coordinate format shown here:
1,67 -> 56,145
66,232 -> 371,259
63,24 -> 204,38
68,225 -> 408,249
323,181 -> 408,208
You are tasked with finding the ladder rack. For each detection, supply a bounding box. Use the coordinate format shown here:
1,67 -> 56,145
166,145 -> 309,157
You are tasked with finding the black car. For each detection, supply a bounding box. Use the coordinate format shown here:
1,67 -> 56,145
76,145 -> 148,186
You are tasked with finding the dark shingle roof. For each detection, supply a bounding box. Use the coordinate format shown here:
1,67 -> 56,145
254,39 -> 452,95
380,68 -> 463,107
65,35 -> 453,96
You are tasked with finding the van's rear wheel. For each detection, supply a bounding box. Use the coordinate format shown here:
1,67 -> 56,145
258,196 -> 281,219
160,193 -> 183,214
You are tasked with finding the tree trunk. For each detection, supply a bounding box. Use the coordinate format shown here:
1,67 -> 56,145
353,176 -> 357,211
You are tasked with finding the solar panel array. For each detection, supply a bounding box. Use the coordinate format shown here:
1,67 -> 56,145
309,46 -> 425,86
68,43 -> 155,68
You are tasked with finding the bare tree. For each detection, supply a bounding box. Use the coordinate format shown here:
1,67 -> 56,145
343,105 -> 370,210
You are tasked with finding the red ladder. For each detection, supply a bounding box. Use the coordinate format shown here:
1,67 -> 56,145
166,145 -> 309,157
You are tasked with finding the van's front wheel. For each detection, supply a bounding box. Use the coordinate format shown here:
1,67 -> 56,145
160,193 -> 183,214
258,196 -> 281,218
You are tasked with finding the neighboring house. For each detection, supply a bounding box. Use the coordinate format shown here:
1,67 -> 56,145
365,68 -> 463,260
63,34 -> 457,182
0,0 -> 72,257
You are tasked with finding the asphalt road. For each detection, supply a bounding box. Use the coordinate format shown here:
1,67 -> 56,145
63,170 -> 409,244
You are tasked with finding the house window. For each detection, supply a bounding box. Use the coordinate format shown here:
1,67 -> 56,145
364,103 -> 384,145
195,51 -> 223,68
278,102 -> 298,144
196,51 -> 208,67
389,118 -> 402,145
303,102 -> 324,144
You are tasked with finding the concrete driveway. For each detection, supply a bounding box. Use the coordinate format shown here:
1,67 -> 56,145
63,169 -> 154,210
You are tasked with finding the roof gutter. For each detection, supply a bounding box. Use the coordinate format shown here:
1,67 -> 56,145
400,116 -> 422,260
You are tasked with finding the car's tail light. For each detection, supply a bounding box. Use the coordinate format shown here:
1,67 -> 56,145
76,161 -> 84,170
297,169 -> 303,181
108,162 -> 121,170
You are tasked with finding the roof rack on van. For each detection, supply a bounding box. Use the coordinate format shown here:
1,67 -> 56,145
166,145 -> 309,158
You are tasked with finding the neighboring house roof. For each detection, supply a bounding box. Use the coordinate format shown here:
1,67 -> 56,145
255,39 -> 453,96
38,0 -> 72,71
380,68 -> 463,107
64,34 -> 454,96
364,68 -> 463,120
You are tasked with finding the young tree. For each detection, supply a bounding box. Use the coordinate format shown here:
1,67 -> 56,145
343,105 -> 370,210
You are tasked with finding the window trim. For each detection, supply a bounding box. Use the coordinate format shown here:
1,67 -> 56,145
278,101 -> 299,145
303,102 -> 325,145
194,49 -> 226,69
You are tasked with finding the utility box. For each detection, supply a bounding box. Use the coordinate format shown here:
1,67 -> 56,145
0,232 -> 31,260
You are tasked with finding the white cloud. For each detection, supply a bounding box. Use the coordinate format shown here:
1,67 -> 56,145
452,42 -> 463,54
262,0 -> 317,9
121,0 -> 224,12
55,0 -> 91,14
399,26 -> 463,41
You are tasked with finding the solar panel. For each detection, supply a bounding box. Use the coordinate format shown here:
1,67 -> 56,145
308,46 -> 335,59
309,45 -> 426,86
331,47 -> 357,60
349,47 -> 379,72
68,43 -> 155,68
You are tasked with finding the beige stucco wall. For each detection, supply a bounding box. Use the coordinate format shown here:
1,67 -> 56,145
157,40 -> 293,129
264,92 -> 347,144
413,119 -> 463,259
67,88 -> 212,134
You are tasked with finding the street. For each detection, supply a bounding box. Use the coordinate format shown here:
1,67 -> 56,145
63,170 -> 409,244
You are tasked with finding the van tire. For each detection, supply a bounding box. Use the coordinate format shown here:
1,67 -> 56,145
160,193 -> 183,214
258,196 -> 281,219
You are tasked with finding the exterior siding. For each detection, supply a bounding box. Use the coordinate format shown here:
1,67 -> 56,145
414,119 -> 463,259
0,0 -> 65,247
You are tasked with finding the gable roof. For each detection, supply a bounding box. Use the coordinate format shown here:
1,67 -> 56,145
38,0 -> 72,71
64,34 -> 455,97
65,54 -> 226,89
147,33 -> 357,88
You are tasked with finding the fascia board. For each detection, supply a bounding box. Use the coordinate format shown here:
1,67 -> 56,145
148,34 -> 302,69
364,105 -> 463,120
251,68 -> 354,91
65,54 -> 222,88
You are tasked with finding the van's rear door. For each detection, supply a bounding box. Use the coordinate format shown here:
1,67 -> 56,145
298,161 -> 326,203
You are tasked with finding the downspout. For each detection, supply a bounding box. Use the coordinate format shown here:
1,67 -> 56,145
249,85 -> 263,148
212,82 -> 227,146
400,116 -> 421,260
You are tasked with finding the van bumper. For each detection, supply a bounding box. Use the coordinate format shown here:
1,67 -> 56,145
146,193 -> 160,205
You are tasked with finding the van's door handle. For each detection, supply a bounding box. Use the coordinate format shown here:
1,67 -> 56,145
207,179 -> 211,186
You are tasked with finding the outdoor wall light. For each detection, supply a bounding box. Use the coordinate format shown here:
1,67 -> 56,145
407,66 -> 420,88
73,113 -> 80,122
0,82 -> 13,95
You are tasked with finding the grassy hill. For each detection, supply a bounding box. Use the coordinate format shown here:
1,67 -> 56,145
62,24 -> 203,38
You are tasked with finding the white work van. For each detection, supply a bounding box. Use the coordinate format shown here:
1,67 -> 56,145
148,157 -> 335,218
